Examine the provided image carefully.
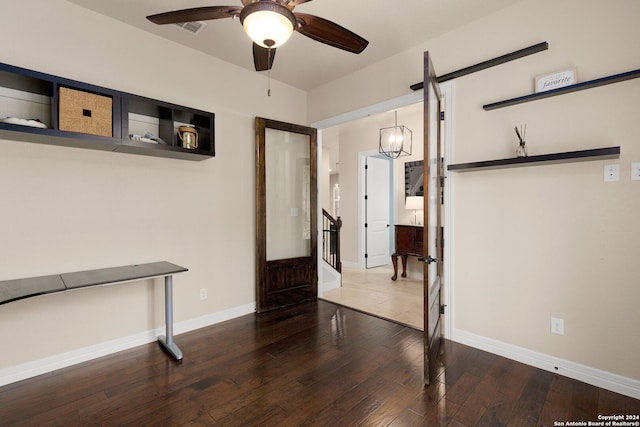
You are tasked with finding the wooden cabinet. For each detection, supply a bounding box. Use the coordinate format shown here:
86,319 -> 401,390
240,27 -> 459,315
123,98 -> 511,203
0,62 -> 214,161
391,225 -> 424,281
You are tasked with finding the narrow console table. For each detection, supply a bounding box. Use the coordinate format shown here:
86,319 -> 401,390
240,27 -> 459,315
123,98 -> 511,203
391,225 -> 424,281
0,261 -> 188,360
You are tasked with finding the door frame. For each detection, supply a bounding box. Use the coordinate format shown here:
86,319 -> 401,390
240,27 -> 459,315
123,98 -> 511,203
255,117 -> 318,313
313,84 -> 454,339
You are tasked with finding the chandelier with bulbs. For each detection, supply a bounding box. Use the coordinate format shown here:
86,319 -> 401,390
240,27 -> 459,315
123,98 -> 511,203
379,111 -> 412,159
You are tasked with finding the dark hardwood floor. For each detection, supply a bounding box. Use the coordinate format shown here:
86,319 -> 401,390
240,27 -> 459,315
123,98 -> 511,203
1,301 -> 638,426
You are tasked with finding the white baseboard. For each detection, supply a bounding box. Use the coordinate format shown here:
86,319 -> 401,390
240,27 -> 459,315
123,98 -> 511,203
322,278 -> 340,292
320,260 -> 341,293
452,328 -> 640,400
341,260 -> 359,269
173,302 -> 256,335
0,302 -> 256,387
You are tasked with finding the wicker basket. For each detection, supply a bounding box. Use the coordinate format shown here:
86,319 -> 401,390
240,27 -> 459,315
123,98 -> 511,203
58,87 -> 112,137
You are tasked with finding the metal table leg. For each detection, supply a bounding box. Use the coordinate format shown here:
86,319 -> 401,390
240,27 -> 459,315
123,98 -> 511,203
158,274 -> 183,360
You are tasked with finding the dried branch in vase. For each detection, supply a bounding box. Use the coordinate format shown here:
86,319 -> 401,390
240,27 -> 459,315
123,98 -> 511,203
514,124 -> 528,157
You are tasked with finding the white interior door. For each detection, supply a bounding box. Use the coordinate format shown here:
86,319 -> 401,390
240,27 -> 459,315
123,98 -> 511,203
365,156 -> 391,268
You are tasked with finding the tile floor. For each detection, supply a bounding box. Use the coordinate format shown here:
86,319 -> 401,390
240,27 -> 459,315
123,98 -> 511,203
320,266 -> 424,330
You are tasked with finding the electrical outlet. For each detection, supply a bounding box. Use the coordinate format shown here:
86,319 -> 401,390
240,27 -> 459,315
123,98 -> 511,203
631,163 -> 640,181
551,317 -> 564,335
199,288 -> 207,301
604,164 -> 620,182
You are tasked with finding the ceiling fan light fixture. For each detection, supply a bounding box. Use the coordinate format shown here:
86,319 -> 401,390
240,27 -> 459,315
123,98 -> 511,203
240,2 -> 297,48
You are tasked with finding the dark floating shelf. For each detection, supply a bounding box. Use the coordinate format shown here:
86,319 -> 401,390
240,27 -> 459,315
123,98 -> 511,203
483,69 -> 640,110
410,41 -> 548,91
447,146 -> 620,172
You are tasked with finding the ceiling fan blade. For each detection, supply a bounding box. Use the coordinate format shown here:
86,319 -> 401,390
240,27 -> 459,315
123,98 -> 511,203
285,0 -> 313,9
253,43 -> 277,71
147,6 -> 241,25
294,13 -> 368,54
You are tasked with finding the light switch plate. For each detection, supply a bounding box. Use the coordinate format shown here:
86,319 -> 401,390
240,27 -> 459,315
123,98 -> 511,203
551,317 -> 565,335
632,163 -> 640,181
604,164 -> 620,182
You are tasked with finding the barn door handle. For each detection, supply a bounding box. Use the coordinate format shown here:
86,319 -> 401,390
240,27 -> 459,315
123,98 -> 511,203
419,255 -> 437,264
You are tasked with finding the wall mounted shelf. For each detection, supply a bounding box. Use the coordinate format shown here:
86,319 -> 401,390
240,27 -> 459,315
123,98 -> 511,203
0,62 -> 215,161
410,41 -> 549,91
483,69 -> 640,110
447,146 -> 620,172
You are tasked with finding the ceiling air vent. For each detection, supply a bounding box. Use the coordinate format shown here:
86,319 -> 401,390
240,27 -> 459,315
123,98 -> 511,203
173,21 -> 207,35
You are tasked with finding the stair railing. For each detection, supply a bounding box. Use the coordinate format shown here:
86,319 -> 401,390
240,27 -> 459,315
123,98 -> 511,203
322,209 -> 342,273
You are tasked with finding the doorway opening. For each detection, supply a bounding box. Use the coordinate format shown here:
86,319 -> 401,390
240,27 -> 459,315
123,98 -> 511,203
315,83 -> 453,336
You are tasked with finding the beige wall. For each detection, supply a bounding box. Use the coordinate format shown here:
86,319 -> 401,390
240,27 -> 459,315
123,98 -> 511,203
311,0 -> 640,381
0,0 -> 306,369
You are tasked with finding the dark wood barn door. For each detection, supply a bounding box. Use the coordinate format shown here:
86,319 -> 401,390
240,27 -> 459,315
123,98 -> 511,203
255,118 -> 317,312
423,51 -> 445,385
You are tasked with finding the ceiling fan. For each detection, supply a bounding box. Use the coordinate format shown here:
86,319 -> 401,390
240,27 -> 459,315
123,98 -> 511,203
146,0 -> 369,72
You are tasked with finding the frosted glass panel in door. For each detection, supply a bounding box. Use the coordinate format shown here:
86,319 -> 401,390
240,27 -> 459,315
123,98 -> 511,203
427,79 -> 439,308
265,128 -> 311,261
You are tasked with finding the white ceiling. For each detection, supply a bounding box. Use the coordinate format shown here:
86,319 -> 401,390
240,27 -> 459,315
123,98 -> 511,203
67,0 -> 524,91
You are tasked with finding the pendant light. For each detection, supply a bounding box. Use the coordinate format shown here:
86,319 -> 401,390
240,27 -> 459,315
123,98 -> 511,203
379,111 -> 412,159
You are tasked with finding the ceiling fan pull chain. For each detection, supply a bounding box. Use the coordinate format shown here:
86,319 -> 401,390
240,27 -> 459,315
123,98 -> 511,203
267,46 -> 272,96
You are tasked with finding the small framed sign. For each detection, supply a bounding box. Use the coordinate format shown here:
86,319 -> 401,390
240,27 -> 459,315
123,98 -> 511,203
535,67 -> 577,93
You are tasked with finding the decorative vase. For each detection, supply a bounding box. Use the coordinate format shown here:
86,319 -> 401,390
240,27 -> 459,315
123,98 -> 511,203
516,141 -> 528,157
